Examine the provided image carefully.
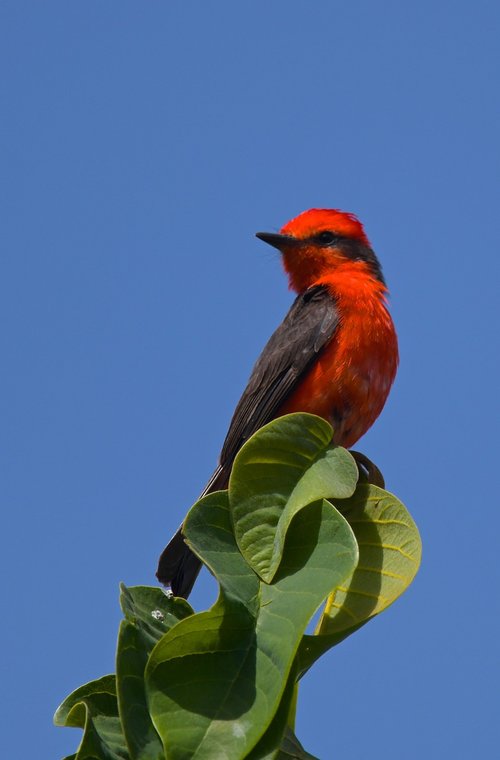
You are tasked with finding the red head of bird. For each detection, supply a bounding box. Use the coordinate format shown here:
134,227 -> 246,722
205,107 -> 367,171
256,208 -> 384,293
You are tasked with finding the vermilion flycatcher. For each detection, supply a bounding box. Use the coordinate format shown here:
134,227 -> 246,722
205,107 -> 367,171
157,208 -> 399,597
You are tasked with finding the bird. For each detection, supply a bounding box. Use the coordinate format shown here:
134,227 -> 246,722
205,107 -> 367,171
157,208 -> 399,598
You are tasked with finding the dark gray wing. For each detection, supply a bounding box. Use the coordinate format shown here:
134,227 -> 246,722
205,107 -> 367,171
218,284 -> 339,468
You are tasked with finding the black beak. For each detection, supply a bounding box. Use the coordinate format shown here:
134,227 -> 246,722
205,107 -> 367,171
255,232 -> 299,250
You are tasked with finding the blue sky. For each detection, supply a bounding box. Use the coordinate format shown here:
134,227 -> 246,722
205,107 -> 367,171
1,2 -> 499,758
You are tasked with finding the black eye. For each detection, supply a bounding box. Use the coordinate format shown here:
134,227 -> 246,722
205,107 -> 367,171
314,231 -> 337,246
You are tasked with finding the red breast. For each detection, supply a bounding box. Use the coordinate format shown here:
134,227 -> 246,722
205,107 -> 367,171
278,261 -> 398,448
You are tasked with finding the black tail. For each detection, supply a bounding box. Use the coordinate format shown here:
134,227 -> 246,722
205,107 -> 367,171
156,528 -> 203,598
156,465 -> 229,598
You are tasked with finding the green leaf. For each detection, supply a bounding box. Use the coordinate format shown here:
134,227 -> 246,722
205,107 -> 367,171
320,484 -> 421,632
54,676 -> 117,731
145,491 -> 358,760
54,675 -> 129,759
299,483 -> 422,673
116,586 -> 192,760
244,666 -> 298,760
229,413 -> 358,582
119,584 -> 193,635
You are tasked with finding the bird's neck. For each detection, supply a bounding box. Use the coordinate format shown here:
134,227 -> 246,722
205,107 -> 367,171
306,261 -> 389,311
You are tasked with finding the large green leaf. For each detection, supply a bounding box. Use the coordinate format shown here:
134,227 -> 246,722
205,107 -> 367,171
229,413 -> 358,582
145,491 -> 358,760
299,483 -> 422,673
116,585 -> 193,760
54,675 -> 129,760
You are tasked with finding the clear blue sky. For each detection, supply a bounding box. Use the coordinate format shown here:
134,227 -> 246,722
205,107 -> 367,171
2,2 -> 498,758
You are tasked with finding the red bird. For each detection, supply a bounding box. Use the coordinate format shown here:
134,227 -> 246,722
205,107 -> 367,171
157,208 -> 399,597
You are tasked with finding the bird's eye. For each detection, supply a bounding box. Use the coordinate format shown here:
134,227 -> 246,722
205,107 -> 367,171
314,231 -> 337,246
